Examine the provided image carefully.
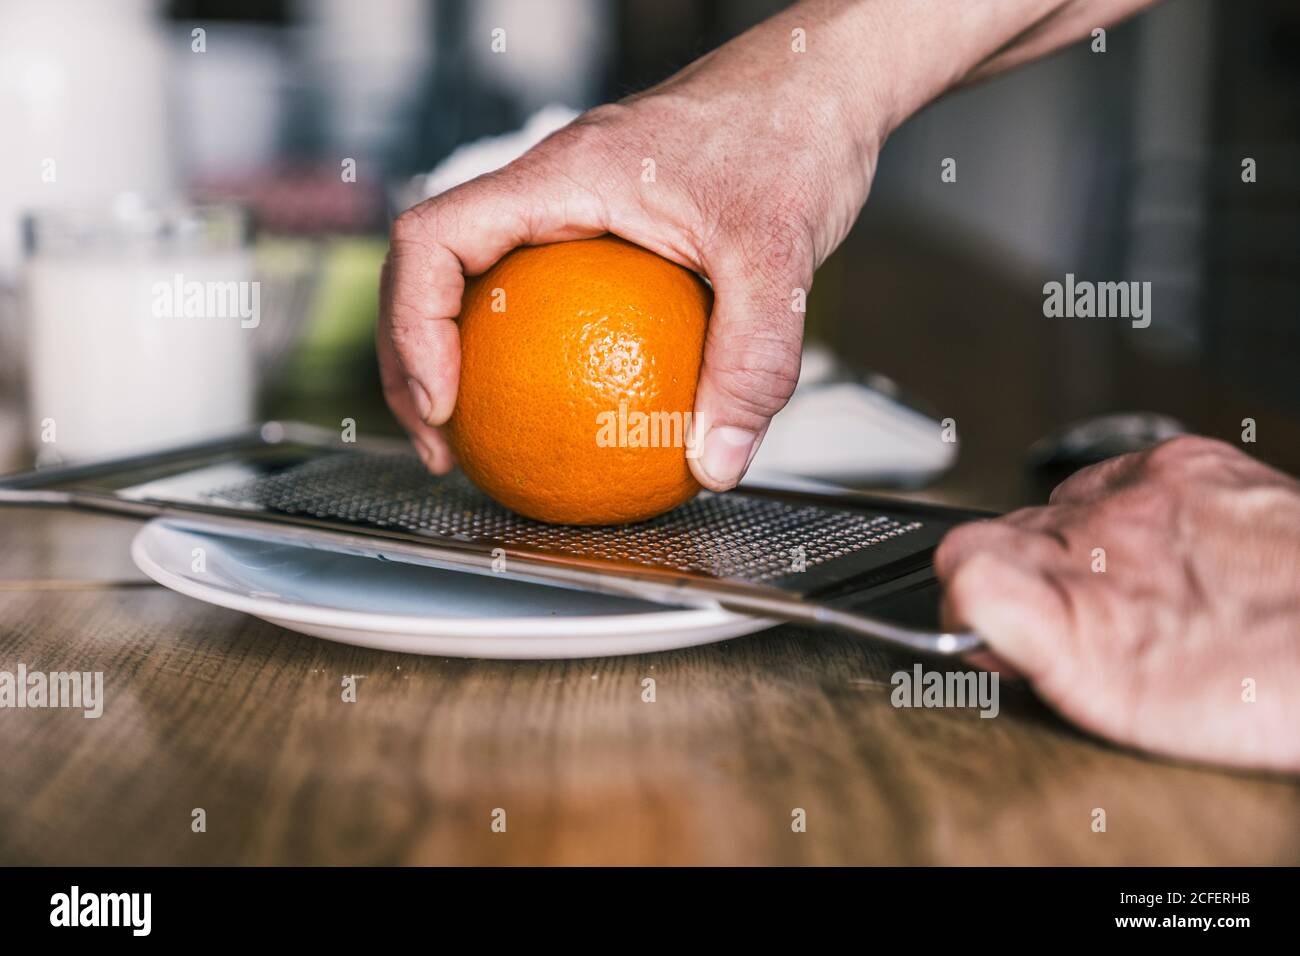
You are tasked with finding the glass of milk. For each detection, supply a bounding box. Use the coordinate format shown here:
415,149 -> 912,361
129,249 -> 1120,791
21,201 -> 256,464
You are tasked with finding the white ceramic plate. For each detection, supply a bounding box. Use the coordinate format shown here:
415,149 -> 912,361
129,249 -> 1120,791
130,519 -> 774,659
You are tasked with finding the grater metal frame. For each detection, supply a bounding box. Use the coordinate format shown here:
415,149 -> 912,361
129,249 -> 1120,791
0,422 -> 989,654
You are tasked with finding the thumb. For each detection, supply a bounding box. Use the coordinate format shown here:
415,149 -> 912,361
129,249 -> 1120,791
688,256 -> 808,492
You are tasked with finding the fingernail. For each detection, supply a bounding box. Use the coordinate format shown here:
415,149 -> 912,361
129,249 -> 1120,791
407,378 -> 433,423
699,426 -> 757,488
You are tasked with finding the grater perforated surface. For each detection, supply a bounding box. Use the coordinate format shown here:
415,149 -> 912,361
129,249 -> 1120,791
207,452 -> 924,584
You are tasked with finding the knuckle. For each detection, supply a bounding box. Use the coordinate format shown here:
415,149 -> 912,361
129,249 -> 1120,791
1048,461 -> 1109,504
388,314 -> 456,357
1047,478 -> 1076,505
712,367 -> 797,421
387,320 -> 419,358
390,196 -> 469,255
389,207 -> 427,249
708,328 -> 801,417
543,106 -> 631,167
944,551 -> 1004,615
570,103 -> 626,137
1088,485 -> 1174,543
1143,434 -> 1233,472
934,523 -> 982,577
937,520 -> 988,557
1002,506 -> 1075,548
1225,483 -> 1293,522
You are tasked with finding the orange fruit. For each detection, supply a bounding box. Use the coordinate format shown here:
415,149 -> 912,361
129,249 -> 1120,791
447,236 -> 711,525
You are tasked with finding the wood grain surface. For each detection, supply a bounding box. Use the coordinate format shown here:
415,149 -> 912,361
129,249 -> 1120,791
2,504 -> 1298,866
5,220 -> 1299,866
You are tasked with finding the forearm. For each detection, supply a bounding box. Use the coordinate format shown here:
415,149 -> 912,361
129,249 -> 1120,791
791,0 -> 1158,134
629,0 -> 1158,263
677,1 -> 1158,140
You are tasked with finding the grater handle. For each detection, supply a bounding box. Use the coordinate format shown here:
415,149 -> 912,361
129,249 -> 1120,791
707,586 -> 985,654
709,593 -> 985,655
809,606 -> 984,655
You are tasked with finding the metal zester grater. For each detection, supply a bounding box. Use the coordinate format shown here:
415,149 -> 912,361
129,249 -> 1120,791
0,422 -> 984,654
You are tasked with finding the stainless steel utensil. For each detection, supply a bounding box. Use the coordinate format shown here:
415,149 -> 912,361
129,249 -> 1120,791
0,422 -> 984,655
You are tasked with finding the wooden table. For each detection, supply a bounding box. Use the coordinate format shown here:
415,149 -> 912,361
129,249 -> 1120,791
2,501 -> 1298,866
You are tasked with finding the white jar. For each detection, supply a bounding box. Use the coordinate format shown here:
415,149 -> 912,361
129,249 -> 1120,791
21,203 -> 255,464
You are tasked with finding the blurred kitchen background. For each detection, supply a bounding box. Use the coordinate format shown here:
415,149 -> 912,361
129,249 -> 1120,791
0,0 -> 1296,509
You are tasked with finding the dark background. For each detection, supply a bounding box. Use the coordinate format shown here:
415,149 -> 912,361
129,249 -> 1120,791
4,0 -> 1296,505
